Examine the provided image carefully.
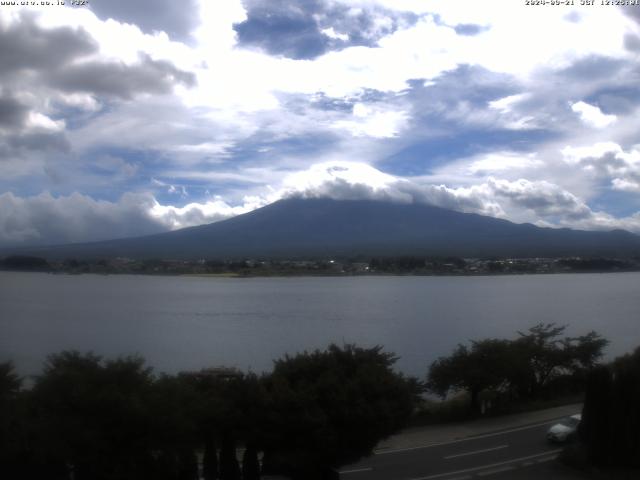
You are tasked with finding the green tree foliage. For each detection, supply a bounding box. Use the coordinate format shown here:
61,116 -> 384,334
241,444 -> 260,480
580,365 -> 613,466
202,436 -> 218,480
514,324 -> 608,397
180,368 -> 264,480
1,255 -> 50,271
2,345 -> 420,480
261,344 -> 421,479
428,339 -> 513,413
147,374 -> 201,479
0,362 -> 25,478
581,347 -> 640,468
30,352 -> 159,480
0,362 -> 21,399
427,324 -> 608,412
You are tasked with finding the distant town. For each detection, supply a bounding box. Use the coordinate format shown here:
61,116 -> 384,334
2,254 -> 640,276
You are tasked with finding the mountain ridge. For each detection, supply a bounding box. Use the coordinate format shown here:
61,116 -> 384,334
4,197 -> 640,260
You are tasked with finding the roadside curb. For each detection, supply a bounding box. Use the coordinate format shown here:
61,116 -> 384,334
374,403 -> 582,453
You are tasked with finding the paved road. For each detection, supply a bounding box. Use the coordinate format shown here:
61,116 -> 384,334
339,417 -> 579,480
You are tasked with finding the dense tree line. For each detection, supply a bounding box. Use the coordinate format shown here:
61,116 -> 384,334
369,256 -> 467,273
0,255 -> 51,271
427,323 -> 608,414
579,347 -> 640,468
0,345 -> 420,480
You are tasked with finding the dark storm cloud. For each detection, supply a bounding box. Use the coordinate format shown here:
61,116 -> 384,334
234,0 -> 417,59
0,11 -> 196,160
50,55 -> 196,100
6,131 -> 70,154
0,93 -> 29,129
0,13 -> 97,76
0,12 -> 195,100
89,0 -> 200,43
0,91 -> 70,158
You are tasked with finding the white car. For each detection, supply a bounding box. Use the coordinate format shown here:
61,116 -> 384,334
546,414 -> 581,443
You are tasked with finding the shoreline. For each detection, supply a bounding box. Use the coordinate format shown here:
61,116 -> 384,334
2,268 -> 640,278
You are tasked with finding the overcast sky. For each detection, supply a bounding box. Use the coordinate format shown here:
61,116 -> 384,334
1,0 -> 640,247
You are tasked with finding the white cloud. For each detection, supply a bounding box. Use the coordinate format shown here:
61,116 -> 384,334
612,178 -> 640,193
321,27 -> 349,41
331,103 -> 409,138
26,112 -> 65,132
2,0 -> 640,246
149,195 -> 266,229
467,152 -> 543,176
4,161 -> 640,248
0,191 -> 161,245
562,142 -> 640,191
571,101 -> 617,128
0,190 -> 264,246
489,93 -> 530,113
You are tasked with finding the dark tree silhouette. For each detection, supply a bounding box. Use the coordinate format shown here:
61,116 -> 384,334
219,433 -> 241,480
241,444 -> 260,480
428,324 -> 608,412
202,435 -> 219,480
261,344 -> 421,479
30,352 -> 158,480
0,362 -> 25,479
427,339 -> 513,413
581,347 -> 640,468
515,323 -> 608,397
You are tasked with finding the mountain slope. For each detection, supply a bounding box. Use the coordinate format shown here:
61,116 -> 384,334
8,198 -> 640,260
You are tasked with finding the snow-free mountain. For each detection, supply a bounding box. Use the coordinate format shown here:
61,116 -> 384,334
10,198 -> 640,260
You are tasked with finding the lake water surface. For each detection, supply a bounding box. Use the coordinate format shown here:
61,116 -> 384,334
1,271 -> 639,378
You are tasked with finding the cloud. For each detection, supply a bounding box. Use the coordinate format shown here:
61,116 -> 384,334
0,92 -> 29,129
49,54 -> 196,100
0,191 -> 263,247
562,142 -> 640,192
4,160 -> 640,248
1,1 -> 639,248
277,162 -> 518,219
0,9 -> 196,168
331,102 -> 409,138
233,0 -> 417,59
149,196 -> 267,229
276,162 -> 640,232
0,12 -> 97,77
0,191 -> 162,246
88,0 -> 200,43
571,101 -> 617,128
0,90 -> 70,158
453,23 -> 488,36
487,177 -> 592,221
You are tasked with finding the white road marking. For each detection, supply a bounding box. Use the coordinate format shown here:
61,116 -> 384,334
375,418 -> 566,455
407,449 -> 562,480
339,467 -> 373,474
444,444 -> 508,460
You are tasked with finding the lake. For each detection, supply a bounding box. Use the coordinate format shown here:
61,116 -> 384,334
1,271 -> 639,378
